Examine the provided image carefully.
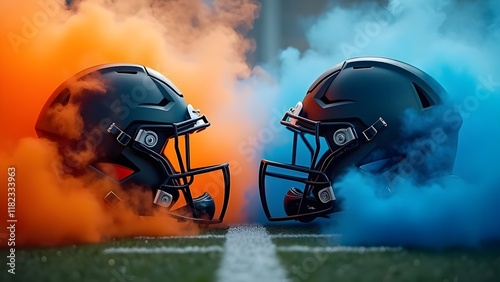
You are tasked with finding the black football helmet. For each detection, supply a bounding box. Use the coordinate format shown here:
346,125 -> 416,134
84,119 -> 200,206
259,57 -> 462,222
36,64 -> 230,225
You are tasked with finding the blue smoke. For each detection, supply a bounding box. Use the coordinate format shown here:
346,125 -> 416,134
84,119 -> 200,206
247,0 -> 500,247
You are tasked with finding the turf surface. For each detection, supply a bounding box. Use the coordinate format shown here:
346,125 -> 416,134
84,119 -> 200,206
2,225 -> 500,282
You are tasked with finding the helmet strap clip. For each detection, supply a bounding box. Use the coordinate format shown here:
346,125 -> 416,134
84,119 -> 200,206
107,123 -> 132,146
362,117 -> 387,141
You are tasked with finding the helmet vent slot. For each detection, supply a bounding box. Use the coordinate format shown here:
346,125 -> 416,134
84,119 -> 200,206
138,98 -> 170,107
308,70 -> 340,94
412,82 -> 433,108
115,71 -> 138,74
158,98 -> 169,107
352,66 -> 372,69
58,88 -> 71,106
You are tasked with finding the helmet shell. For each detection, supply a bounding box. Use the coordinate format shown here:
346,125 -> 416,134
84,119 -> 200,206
301,57 -> 460,181
36,64 -> 188,169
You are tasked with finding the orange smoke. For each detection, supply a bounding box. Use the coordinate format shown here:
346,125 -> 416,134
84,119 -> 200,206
0,0 -> 261,247
1,138 -> 193,247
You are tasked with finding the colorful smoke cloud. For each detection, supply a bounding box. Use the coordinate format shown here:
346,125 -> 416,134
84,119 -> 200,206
0,0 -> 263,247
250,0 -> 500,248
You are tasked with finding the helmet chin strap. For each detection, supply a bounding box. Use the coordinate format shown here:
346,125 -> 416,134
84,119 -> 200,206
107,123 -> 132,146
362,117 -> 388,141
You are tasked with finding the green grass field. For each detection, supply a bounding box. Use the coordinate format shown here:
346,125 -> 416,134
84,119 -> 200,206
2,225 -> 500,282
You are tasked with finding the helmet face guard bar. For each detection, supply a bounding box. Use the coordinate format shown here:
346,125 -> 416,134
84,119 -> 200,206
108,113 -> 230,225
259,109 -> 339,221
281,111 -> 322,167
259,159 -> 335,221
134,116 -> 230,225
259,103 -> 387,222
159,163 -> 230,224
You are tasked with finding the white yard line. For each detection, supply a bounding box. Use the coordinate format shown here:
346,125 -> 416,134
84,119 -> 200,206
103,246 -> 224,254
135,234 -> 226,240
277,245 -> 403,253
134,233 -> 338,240
216,225 -> 290,282
107,227 -> 401,262
270,234 -> 338,239
103,245 -> 402,254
